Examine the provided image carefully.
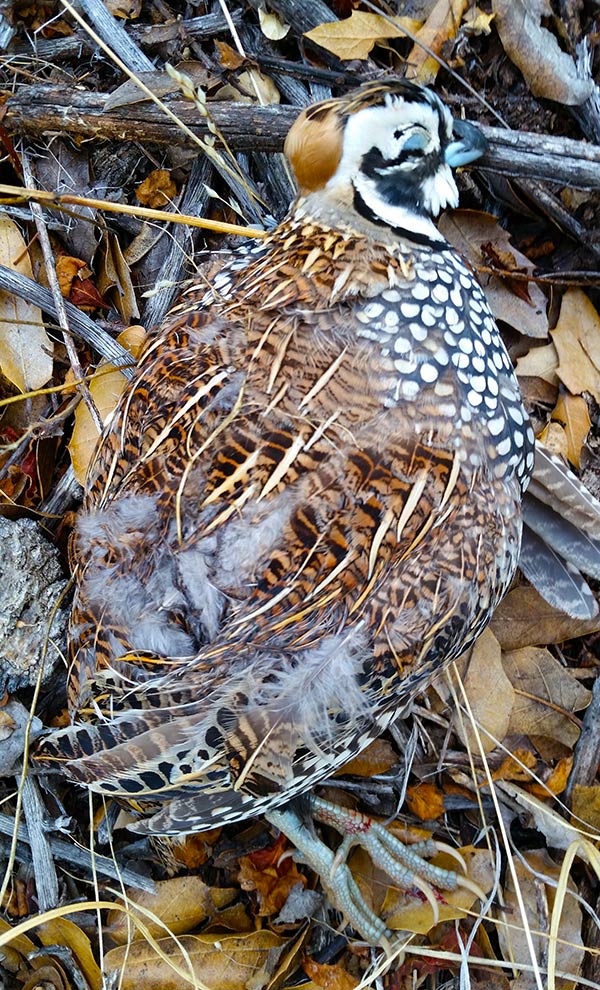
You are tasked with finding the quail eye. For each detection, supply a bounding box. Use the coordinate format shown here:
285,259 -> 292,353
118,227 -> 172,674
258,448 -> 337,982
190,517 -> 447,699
402,132 -> 428,154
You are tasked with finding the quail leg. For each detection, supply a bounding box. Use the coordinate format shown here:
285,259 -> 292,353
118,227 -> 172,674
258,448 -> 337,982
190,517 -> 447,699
266,795 -> 483,945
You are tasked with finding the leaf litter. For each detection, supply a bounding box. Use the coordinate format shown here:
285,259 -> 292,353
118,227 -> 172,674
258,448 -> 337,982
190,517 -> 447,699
0,1 -> 599,988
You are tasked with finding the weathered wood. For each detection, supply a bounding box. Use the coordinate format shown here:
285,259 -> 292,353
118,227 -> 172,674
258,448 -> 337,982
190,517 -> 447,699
5,86 -> 600,189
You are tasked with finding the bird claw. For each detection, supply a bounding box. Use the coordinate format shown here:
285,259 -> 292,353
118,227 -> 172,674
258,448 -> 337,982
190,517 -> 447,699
266,794 -> 483,945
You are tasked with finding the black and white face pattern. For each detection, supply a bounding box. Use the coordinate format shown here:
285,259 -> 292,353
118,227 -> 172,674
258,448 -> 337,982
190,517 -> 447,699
329,91 -> 459,241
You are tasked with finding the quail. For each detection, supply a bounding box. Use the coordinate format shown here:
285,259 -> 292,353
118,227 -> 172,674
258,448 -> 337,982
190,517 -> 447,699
37,79 -> 582,943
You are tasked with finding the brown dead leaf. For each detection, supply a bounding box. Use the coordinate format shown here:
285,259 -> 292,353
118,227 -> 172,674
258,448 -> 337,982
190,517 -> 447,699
36,917 -> 101,990
258,7 -> 290,40
239,832 -> 307,916
456,628 -> 515,753
497,849 -> 584,988
406,0 -> 468,85
571,784 -> 600,831
0,216 -> 52,391
550,392 -> 591,469
104,930 -> 287,990
463,7 -> 494,34
490,586 -> 600,650
551,289 -> 600,402
303,958 -> 359,990
439,211 -> 548,338
337,737 -> 396,777
405,781 -> 445,821
97,231 -> 140,323
527,755 -> 572,800
537,420 -> 569,461
136,168 -> 177,209
68,325 -> 146,484
107,876 -> 237,945
214,40 -> 244,69
304,12 -> 420,61
503,646 -> 591,749
238,69 -> 280,105
493,0 -> 593,105
514,341 -> 559,385
492,748 -> 538,783
55,255 -> 90,297
383,847 -> 494,933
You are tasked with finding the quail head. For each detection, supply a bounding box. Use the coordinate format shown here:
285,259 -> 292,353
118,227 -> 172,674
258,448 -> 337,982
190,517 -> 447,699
37,79 -> 538,943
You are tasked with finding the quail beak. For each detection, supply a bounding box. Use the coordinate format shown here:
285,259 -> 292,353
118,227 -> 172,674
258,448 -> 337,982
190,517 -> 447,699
445,118 -> 488,168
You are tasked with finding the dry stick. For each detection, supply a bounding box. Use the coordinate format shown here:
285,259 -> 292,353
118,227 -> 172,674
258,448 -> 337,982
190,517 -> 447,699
0,812 -> 155,892
5,88 -> 600,189
0,266 -> 133,370
76,0 -> 154,73
19,774 -> 59,911
20,151 -> 104,433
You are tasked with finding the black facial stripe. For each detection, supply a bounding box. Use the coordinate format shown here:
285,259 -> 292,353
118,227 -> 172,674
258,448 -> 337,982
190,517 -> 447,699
352,187 -> 441,248
360,144 -> 443,212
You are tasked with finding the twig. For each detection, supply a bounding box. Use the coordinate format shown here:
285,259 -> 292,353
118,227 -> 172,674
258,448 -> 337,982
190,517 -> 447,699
0,266 -> 133,371
0,811 -> 155,892
6,87 -> 600,189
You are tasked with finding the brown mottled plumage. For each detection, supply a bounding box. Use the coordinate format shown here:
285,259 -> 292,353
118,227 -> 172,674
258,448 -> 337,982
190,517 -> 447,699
38,79 -> 541,942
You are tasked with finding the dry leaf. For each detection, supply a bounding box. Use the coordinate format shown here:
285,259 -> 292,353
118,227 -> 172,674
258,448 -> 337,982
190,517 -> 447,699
537,420 -> 569,461
136,168 -> 177,208
439,211 -> 548,338
238,68 -> 280,105
55,255 -> 90,296
490,586 -> 600,650
383,847 -> 494,933
571,784 -> 600,831
258,7 -> 290,40
303,958 -> 359,990
239,833 -> 307,916
68,325 -> 146,484
496,848 -> 584,988
527,755 -> 572,799
97,231 -> 140,322
36,917 -> 102,990
492,0 -> 593,105
503,646 -> 591,749
107,876 -> 237,944
104,930 -> 287,990
305,12 -> 420,61
337,737 -> 396,777
456,628 -> 515,753
214,39 -> 244,70
463,7 -> 495,33
551,289 -> 600,402
514,341 -> 559,385
405,781 -> 445,820
406,0 -> 468,85
0,217 -> 52,391
492,748 -> 538,783
551,392 -> 591,469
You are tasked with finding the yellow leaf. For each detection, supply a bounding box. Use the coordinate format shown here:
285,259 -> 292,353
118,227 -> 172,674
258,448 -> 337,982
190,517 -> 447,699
336,737 -> 396,777
551,391 -> 591,469
382,847 -> 494,932
463,7 -> 495,34
551,288 -> 600,402
68,324 -> 146,484
406,0 -> 468,85
37,917 -> 102,990
258,7 -> 290,41
305,12 -> 420,62
455,627 -> 515,753
103,930 -> 287,990
0,216 -> 52,391
107,876 -> 236,945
